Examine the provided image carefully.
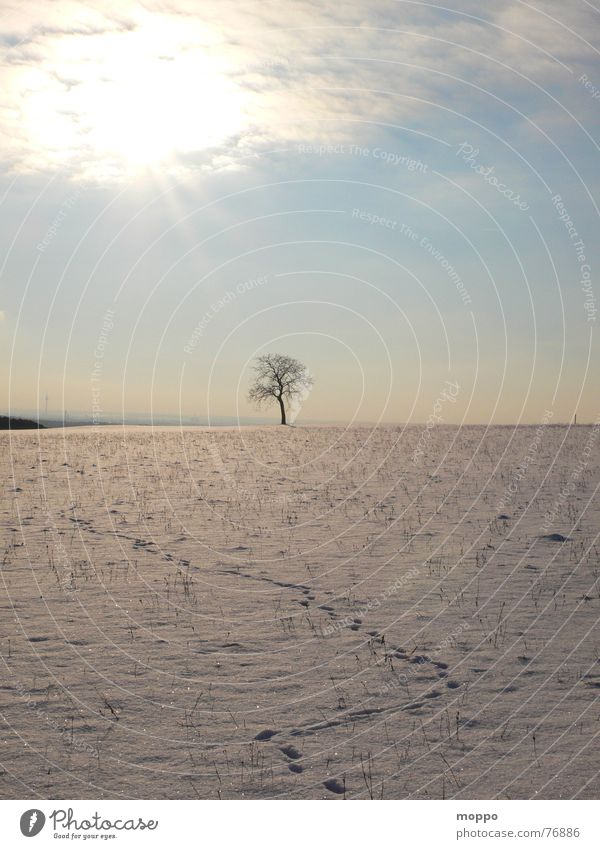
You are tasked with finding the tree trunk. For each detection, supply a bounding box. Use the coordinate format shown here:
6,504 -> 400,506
278,396 -> 286,425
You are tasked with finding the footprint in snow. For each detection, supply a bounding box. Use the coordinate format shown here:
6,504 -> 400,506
255,729 -> 278,741
280,745 -> 302,760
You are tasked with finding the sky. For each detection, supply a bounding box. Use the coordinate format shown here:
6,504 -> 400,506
0,0 -> 599,424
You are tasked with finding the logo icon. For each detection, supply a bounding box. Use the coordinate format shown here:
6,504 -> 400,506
20,809 -> 45,837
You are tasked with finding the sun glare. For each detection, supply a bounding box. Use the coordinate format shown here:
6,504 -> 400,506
86,55 -> 245,167
22,16 -> 249,176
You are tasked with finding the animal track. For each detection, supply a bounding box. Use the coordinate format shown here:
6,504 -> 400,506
424,689 -> 442,699
255,729 -> 278,741
539,533 -> 570,543
323,778 -> 345,795
280,745 -> 301,759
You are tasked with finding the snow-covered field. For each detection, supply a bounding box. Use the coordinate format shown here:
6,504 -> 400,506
1,424 -> 599,799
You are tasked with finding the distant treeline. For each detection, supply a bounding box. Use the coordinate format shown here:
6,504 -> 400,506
0,416 -> 45,430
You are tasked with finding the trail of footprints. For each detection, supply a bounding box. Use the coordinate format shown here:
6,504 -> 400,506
130,544 -> 467,795
252,635 -> 465,795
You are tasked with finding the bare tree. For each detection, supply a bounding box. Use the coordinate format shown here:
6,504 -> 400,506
248,353 -> 313,425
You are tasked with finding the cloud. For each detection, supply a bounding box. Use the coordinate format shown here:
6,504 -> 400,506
0,0 -> 598,180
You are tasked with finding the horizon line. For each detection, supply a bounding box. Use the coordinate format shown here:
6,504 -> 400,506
1,411 -> 589,429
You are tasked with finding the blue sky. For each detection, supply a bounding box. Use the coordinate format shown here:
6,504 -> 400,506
0,0 -> 598,423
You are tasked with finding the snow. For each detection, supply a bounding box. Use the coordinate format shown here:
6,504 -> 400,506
1,424 -> 599,799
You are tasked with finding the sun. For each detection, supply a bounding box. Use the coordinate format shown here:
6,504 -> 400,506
83,55 -> 245,169
20,15 -> 250,177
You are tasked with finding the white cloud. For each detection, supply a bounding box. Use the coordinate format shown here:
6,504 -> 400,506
0,1 -> 598,180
